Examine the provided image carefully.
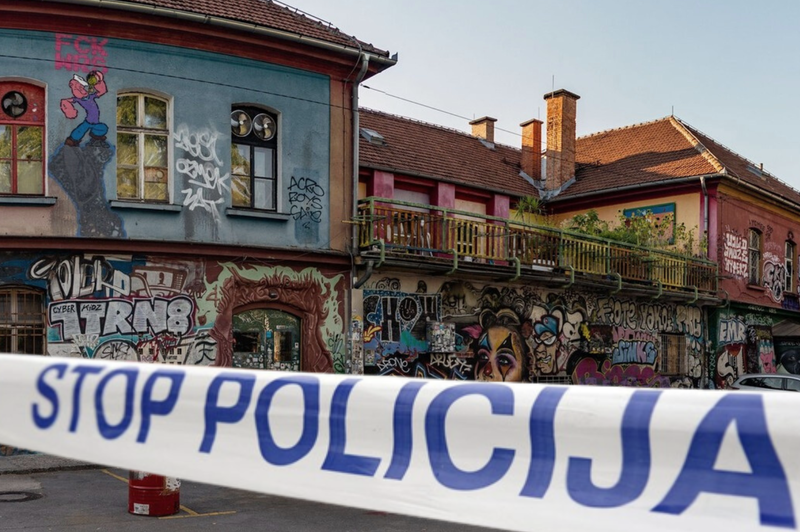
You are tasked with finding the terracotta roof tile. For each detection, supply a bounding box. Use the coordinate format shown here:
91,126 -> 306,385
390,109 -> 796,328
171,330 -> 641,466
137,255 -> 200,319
562,117 -> 717,199
556,116 -> 800,206
108,0 -> 389,55
359,109 -> 800,208
681,122 -> 800,204
359,109 -> 535,197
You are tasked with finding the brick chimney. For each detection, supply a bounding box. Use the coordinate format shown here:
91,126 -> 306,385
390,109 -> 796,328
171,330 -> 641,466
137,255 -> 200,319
520,118 -> 543,181
470,116 -> 496,144
544,89 -> 580,191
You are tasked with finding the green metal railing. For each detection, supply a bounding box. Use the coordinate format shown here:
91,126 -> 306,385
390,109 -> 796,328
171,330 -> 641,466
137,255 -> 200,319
356,197 -> 718,294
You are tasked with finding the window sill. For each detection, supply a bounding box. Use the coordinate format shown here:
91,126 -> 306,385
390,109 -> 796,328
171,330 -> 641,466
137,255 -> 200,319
226,208 -> 291,221
0,196 -> 57,206
746,283 -> 767,292
110,201 -> 182,212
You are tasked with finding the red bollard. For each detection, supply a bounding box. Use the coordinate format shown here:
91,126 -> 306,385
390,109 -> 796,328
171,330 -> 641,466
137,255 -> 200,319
128,471 -> 180,516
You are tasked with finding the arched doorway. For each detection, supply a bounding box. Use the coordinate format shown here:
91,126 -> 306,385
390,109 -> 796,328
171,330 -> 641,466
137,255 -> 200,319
232,307 -> 302,371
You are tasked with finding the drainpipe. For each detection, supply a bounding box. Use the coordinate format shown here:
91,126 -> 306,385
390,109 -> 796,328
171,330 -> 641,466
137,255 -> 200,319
348,53 -> 370,372
700,176 -> 709,259
352,53 -> 370,254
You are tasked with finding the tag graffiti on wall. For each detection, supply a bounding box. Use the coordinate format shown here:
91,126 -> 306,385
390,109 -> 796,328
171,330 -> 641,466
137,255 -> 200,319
174,125 -> 229,220
55,33 -> 108,73
289,173 -> 325,244
722,231 -> 748,279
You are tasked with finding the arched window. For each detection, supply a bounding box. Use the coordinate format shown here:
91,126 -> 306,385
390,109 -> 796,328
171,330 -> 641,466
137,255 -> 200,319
0,82 -> 44,195
116,93 -> 170,202
0,287 -> 45,354
748,228 -> 762,285
231,105 -> 278,211
232,308 -> 301,371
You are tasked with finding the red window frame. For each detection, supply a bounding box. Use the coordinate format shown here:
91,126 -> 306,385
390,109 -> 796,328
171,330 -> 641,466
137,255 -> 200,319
0,82 -> 45,195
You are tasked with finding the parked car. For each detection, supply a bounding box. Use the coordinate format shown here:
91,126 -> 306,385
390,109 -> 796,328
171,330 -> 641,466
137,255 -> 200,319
730,373 -> 800,392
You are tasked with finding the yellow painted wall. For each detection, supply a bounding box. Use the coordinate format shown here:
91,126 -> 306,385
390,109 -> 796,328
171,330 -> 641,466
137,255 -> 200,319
554,192 -> 702,252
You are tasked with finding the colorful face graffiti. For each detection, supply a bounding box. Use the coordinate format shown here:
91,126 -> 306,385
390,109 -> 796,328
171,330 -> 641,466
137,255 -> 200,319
472,309 -> 530,383
533,315 -> 559,375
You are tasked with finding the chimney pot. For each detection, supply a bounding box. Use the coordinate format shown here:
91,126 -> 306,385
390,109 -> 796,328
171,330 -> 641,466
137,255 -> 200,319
520,118 -> 543,181
470,116 -> 497,144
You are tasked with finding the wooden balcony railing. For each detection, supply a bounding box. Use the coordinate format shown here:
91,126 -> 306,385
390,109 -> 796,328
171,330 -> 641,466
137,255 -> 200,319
356,197 -> 718,294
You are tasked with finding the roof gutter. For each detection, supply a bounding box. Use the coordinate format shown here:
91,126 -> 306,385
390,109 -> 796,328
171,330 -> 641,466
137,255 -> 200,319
42,0 -> 397,68
547,175 -> 723,204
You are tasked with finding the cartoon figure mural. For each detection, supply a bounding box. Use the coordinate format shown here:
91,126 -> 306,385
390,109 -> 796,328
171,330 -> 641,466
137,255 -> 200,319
60,71 -> 108,146
50,65 -> 123,238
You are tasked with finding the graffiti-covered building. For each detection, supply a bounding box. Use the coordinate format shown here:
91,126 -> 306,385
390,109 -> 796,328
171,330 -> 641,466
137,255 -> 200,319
352,90 -> 718,388
540,100 -> 800,389
0,0 -> 395,372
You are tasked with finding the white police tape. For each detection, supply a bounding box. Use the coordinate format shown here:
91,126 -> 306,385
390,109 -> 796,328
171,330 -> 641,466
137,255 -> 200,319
0,354 -> 798,531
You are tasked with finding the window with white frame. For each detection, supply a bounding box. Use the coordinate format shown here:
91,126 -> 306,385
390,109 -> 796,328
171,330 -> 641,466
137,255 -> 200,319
231,105 -> 278,211
116,93 -> 169,202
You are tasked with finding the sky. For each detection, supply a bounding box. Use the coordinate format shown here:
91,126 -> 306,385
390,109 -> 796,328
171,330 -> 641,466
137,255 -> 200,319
285,0 -> 800,189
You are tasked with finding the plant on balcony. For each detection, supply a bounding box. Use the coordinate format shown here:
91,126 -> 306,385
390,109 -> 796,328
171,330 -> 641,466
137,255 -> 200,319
562,209 -> 702,257
513,195 -> 555,226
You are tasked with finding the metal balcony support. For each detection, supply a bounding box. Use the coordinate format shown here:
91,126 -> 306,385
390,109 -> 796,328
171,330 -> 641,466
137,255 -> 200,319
446,249 -> 458,275
563,265 -> 575,288
507,256 -> 521,282
651,280 -> 663,300
718,288 -> 730,308
688,285 -> 699,305
611,272 -> 622,294
369,239 -> 385,268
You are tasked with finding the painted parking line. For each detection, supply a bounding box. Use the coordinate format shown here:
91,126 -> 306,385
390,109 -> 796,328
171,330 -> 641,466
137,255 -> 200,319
100,469 -> 236,519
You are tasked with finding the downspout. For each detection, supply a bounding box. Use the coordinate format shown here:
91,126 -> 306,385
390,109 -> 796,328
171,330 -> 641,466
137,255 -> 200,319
351,53 -> 371,287
700,176 -> 709,259
352,53 -> 370,253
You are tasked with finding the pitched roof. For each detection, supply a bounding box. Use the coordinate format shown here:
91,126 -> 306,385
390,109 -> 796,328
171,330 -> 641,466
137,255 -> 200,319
359,109 -> 535,197
561,116 -> 800,206
101,0 -> 390,56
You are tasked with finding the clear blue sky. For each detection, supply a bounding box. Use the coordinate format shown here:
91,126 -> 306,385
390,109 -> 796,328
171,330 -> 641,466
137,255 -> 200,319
289,0 -> 800,189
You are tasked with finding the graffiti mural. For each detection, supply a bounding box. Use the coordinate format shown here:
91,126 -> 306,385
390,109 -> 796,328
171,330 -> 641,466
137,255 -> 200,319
51,35 -> 124,238
0,253 -> 346,372
714,315 -> 747,389
763,250 -> 787,303
362,276 -> 703,387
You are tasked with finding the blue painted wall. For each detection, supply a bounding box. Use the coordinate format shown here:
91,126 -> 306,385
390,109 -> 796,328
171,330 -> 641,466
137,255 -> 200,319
0,29 -> 332,249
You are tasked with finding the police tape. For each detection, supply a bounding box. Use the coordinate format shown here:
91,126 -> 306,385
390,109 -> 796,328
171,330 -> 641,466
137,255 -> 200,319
0,354 -> 797,531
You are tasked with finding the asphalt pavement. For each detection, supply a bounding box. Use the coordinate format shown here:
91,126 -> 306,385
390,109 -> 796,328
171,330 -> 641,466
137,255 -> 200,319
0,454 -> 500,531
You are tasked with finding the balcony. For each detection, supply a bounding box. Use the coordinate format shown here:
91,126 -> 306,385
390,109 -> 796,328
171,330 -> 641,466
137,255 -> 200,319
355,197 -> 718,298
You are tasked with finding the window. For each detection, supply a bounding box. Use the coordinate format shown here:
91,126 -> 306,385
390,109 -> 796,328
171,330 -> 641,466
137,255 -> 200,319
0,288 -> 45,354
786,241 -> 796,293
231,106 -> 278,210
748,229 -> 762,285
660,333 -> 687,375
0,82 -> 44,195
232,308 -> 300,371
116,93 -> 169,202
